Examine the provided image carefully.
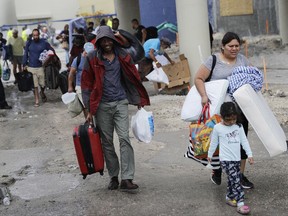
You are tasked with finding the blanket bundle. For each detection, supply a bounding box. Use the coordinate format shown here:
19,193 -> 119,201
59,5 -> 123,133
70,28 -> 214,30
228,66 -> 263,99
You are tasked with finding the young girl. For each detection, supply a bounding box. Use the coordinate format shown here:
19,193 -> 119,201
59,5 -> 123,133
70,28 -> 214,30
207,102 -> 254,215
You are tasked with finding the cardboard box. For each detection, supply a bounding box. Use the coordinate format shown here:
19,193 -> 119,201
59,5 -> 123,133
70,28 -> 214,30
157,54 -> 191,89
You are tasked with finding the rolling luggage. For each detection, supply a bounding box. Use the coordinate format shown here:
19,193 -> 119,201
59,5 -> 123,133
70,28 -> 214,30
15,71 -> 34,92
73,123 -> 104,179
58,70 -> 69,94
44,64 -> 59,89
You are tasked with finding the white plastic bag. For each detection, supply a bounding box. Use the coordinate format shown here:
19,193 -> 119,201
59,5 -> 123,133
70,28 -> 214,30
145,66 -> 169,85
68,94 -> 83,118
61,92 -> 76,104
131,108 -> 154,143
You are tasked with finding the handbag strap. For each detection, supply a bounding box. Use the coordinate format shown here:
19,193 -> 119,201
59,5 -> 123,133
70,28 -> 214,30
198,103 -> 210,124
3,60 -> 9,68
205,54 -> 216,82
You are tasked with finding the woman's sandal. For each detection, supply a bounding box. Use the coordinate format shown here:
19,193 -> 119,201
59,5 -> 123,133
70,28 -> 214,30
226,199 -> 237,207
34,103 -> 40,107
237,205 -> 250,215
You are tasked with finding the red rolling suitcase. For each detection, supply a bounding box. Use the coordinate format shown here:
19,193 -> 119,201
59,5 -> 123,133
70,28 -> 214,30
73,124 -> 104,179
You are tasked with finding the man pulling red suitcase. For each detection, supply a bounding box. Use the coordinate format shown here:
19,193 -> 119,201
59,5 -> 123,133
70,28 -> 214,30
73,123 -> 104,179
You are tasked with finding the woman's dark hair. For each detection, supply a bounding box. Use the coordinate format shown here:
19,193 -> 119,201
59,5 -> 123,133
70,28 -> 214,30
220,102 -> 241,127
221,32 -> 241,46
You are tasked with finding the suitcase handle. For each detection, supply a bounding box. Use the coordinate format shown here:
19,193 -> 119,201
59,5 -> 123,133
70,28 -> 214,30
84,120 -> 98,133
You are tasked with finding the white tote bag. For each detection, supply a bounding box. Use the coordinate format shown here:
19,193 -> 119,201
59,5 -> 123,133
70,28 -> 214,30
131,108 -> 154,143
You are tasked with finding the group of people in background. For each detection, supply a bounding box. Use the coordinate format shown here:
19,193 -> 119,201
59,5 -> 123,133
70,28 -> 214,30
0,24 -> 57,108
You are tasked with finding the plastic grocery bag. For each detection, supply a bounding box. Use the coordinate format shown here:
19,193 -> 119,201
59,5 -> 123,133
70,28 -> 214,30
2,60 -> 11,81
145,66 -> 169,85
62,92 -> 76,104
131,108 -> 154,143
68,94 -> 83,118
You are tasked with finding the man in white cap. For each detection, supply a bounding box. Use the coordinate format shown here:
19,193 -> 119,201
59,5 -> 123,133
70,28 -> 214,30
68,42 -> 95,118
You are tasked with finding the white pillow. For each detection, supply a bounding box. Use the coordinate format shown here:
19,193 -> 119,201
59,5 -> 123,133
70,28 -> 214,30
181,79 -> 229,122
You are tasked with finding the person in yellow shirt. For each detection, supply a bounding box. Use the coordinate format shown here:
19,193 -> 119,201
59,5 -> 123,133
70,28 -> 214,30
21,26 -> 28,42
6,28 -> 13,41
107,16 -> 112,28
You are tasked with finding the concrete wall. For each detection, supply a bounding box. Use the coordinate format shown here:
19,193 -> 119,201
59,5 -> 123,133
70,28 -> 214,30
14,0 -> 79,31
138,0 -> 280,41
139,0 -> 177,42
78,0 -> 115,14
1,0 -> 116,33
213,0 -> 279,37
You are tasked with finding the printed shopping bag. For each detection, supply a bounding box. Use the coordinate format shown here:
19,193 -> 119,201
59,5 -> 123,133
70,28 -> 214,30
189,104 -> 221,159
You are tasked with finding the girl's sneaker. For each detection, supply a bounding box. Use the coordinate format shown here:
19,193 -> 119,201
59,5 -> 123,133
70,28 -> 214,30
237,205 -> 250,215
226,199 -> 237,207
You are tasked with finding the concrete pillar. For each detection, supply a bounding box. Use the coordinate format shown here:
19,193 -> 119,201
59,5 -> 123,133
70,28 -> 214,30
0,0 -> 17,36
114,0 -> 141,32
175,0 -> 210,85
278,0 -> 288,44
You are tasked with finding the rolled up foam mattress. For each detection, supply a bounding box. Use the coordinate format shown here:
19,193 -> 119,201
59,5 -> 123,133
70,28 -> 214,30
233,84 -> 287,157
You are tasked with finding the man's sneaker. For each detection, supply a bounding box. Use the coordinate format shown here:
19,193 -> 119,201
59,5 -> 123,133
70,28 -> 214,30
241,174 -> 254,189
211,168 -> 222,185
